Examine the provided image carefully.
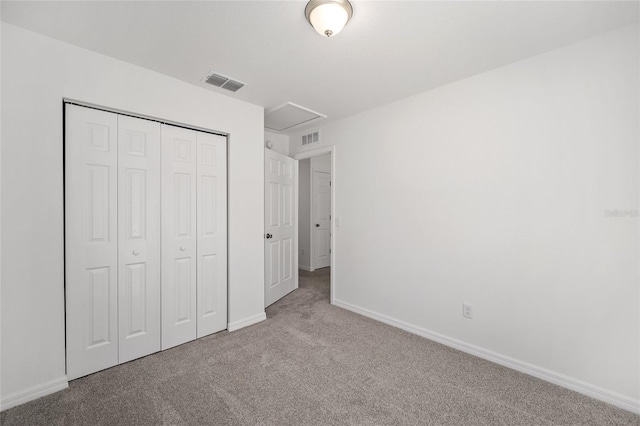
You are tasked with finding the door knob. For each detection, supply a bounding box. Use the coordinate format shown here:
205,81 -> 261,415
132,250 -> 140,256
315,224 -> 320,227
180,246 -> 186,251
265,233 -> 273,239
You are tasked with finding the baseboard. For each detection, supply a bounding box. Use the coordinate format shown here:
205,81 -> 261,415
333,299 -> 640,415
228,312 -> 267,332
299,265 -> 314,272
0,376 -> 68,412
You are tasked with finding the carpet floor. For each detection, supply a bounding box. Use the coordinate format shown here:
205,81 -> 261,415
1,267 -> 638,425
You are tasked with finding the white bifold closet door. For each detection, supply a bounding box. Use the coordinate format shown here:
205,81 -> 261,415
195,132 -> 227,338
65,106 -> 161,379
66,105 -> 120,380
66,104 -> 227,378
161,125 -> 227,350
117,115 -> 161,363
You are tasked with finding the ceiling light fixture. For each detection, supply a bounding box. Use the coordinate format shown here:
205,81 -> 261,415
305,0 -> 353,38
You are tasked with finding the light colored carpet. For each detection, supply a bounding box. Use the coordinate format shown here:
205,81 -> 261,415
1,267 -> 638,425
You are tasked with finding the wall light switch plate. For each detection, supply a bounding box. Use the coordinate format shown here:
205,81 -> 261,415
463,303 -> 473,319
335,217 -> 341,227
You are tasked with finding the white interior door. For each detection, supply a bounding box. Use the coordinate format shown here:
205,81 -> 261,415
117,115 -> 161,363
65,105 -> 119,379
161,124 -> 197,349
313,170 -> 331,269
265,149 -> 298,307
196,132 -> 227,337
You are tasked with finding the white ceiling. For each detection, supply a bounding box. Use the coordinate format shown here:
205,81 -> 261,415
2,1 -> 638,134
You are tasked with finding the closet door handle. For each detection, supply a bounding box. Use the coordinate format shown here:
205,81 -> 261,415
132,250 -> 140,256
180,246 -> 186,251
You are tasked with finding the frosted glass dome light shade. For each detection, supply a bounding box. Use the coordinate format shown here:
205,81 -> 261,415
305,0 -> 353,38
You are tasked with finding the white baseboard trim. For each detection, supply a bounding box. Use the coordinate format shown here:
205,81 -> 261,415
228,312 -> 267,332
0,376 -> 68,412
333,299 -> 640,415
299,265 -> 314,272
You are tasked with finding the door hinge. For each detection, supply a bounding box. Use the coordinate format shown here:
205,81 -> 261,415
330,181 -> 332,186
329,248 -> 332,254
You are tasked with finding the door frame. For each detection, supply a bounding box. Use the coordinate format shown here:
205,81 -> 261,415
294,146 -> 336,304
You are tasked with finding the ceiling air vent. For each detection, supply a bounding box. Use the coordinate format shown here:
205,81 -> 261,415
302,130 -> 320,146
203,71 -> 245,93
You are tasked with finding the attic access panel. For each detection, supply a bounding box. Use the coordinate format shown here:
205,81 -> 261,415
264,103 -> 326,132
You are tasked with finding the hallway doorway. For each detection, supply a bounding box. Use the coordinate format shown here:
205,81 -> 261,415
294,147 -> 335,304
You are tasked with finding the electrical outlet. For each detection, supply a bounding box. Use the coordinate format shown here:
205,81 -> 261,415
463,303 -> 473,319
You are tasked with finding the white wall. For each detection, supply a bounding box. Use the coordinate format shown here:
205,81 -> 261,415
1,24 -> 265,406
291,25 -> 640,408
0,13 -> 3,409
264,130 -> 289,156
299,158 -> 311,269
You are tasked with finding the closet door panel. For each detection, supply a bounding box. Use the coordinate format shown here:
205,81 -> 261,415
65,104 -> 118,380
196,133 -> 227,337
117,115 -> 161,363
161,125 -> 197,350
